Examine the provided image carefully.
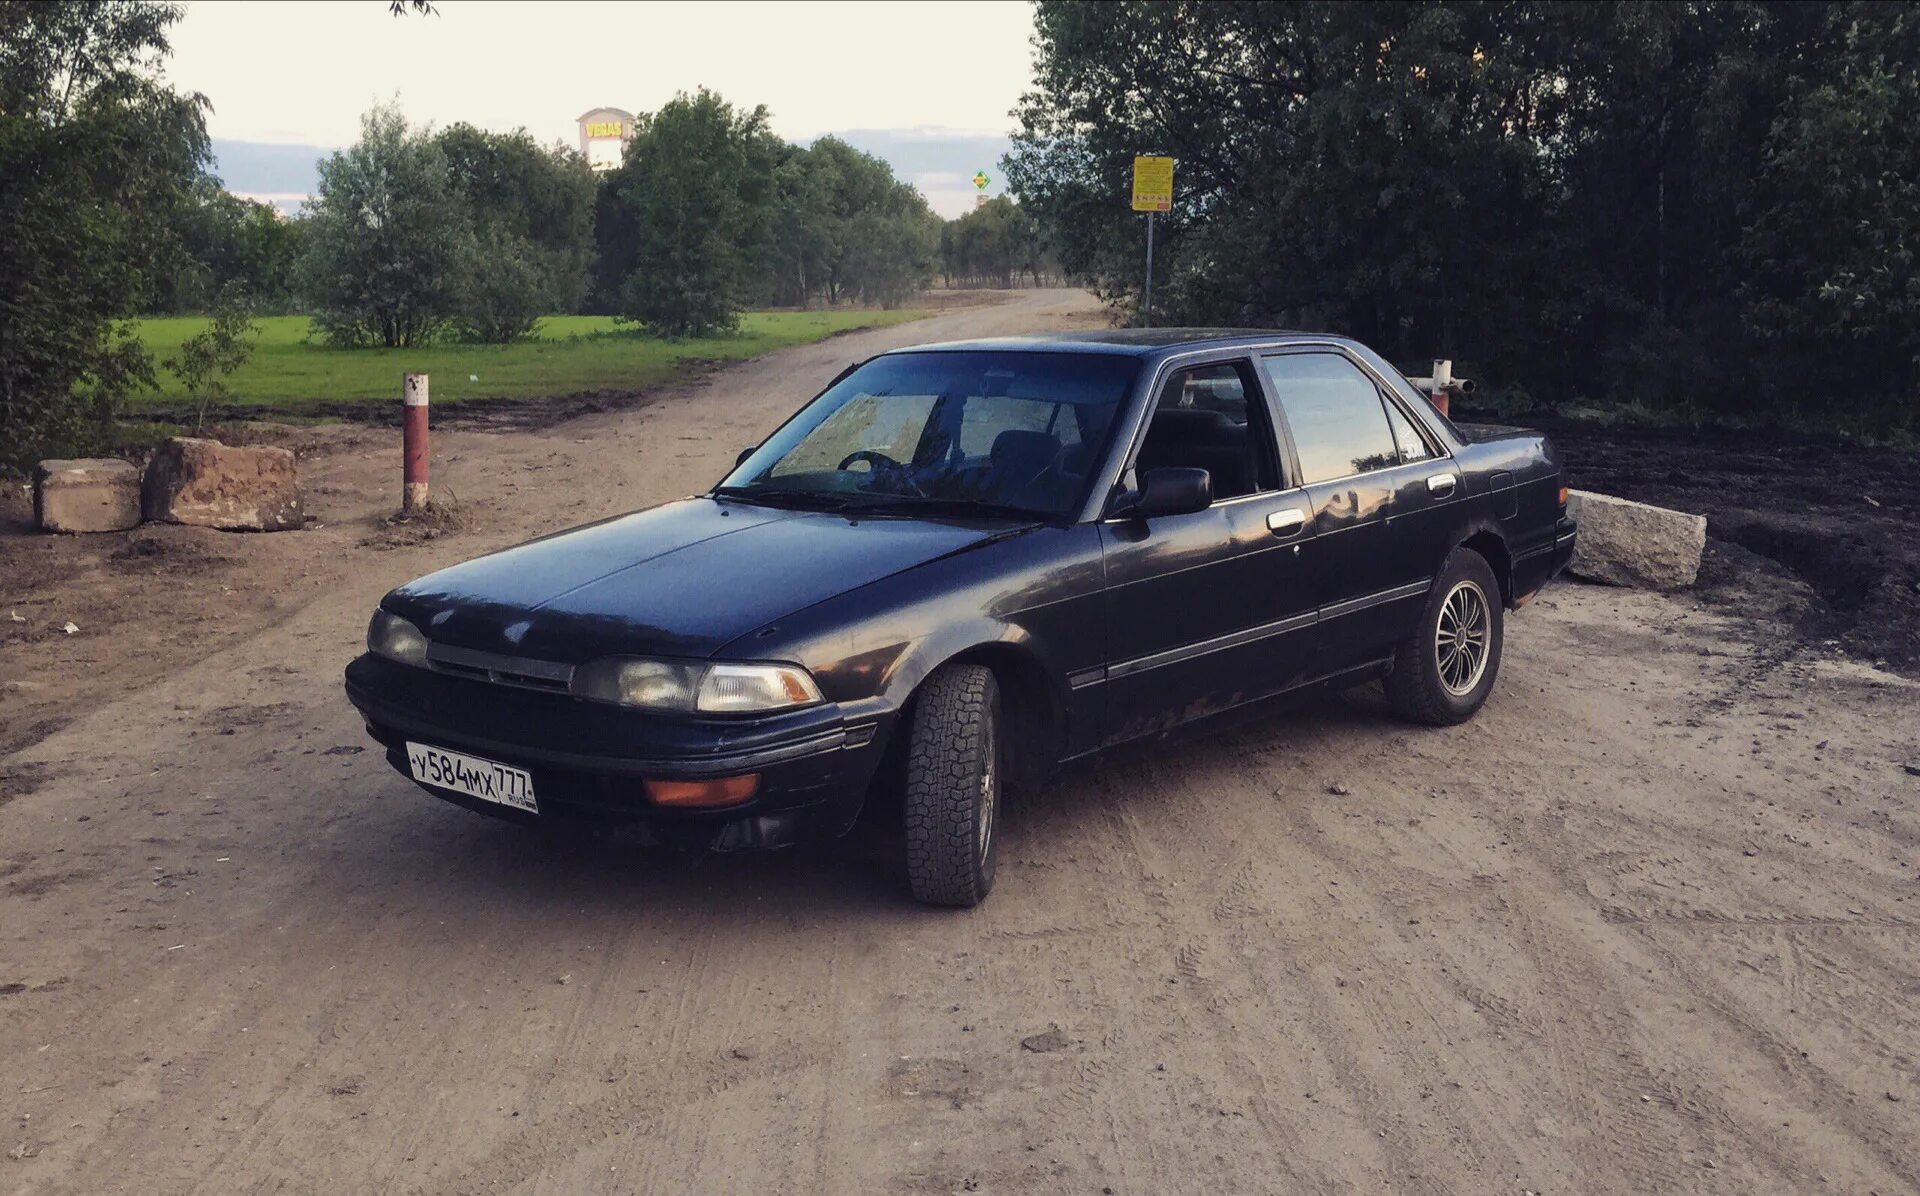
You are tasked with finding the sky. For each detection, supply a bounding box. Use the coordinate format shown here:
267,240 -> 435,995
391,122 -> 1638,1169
166,0 -> 1039,218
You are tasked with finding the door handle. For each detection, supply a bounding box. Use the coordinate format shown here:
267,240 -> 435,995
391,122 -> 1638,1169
1267,508 -> 1307,536
1426,472 -> 1459,496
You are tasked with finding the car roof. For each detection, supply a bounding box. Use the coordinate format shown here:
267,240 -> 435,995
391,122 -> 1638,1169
879,328 -> 1355,358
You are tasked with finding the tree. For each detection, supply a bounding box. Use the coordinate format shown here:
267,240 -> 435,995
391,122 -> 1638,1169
842,202 -> 941,307
164,283 -> 257,429
811,140 -> 941,307
1010,3 -> 1564,353
152,181 -> 306,314
767,142 -> 837,307
1008,1 -> 1920,429
300,103 -> 465,347
435,123 -> 594,341
611,90 -> 777,337
1733,3 -> 1920,414
942,197 -> 1041,288
0,0 -> 210,471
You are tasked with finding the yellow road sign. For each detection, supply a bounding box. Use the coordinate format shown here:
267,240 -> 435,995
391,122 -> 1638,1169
1131,155 -> 1174,212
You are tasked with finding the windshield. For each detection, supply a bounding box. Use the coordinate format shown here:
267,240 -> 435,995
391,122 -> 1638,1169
717,351 -> 1139,519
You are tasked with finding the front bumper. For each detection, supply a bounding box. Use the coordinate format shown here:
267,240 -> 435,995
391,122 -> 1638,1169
343,653 -> 892,850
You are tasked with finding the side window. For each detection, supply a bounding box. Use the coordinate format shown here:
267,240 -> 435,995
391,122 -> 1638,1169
1380,397 -> 1435,464
1134,362 -> 1277,501
1262,353 -> 1401,484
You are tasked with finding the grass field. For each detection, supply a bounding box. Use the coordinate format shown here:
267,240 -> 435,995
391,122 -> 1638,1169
126,310 -> 928,413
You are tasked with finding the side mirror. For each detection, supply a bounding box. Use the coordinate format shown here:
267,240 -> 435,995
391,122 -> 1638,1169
735,446 -> 755,467
1117,467 -> 1212,520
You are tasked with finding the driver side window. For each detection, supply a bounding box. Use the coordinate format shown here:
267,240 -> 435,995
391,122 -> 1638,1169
1132,361 -> 1278,502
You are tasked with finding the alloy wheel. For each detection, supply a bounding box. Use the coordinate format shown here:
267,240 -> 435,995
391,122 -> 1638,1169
1435,580 -> 1491,696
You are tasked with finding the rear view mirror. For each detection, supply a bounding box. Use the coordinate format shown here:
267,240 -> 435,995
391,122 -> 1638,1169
1119,467 -> 1212,520
736,447 -> 755,467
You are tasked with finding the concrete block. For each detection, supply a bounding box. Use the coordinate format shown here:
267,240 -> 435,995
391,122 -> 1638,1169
142,437 -> 303,531
1566,489 -> 1706,591
33,458 -> 141,534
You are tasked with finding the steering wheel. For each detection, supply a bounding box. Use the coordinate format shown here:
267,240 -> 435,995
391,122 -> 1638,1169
837,449 -> 925,495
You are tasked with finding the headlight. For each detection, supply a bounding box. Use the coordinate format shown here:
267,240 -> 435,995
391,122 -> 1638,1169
573,657 -> 821,714
574,658 -> 701,710
696,663 -> 823,713
367,609 -> 429,667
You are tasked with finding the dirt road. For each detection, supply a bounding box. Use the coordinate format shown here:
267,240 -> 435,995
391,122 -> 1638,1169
4,290 -> 1918,1194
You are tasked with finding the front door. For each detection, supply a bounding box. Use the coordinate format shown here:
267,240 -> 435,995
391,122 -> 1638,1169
1260,350 -> 1419,671
1098,359 -> 1320,744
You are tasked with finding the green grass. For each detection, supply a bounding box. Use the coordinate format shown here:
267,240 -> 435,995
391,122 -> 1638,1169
126,309 -> 928,413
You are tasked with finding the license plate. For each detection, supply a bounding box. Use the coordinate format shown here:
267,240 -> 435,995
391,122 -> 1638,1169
405,741 -> 538,814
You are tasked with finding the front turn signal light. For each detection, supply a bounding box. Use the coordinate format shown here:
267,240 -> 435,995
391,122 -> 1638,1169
1558,485 -> 1570,507
644,774 -> 761,808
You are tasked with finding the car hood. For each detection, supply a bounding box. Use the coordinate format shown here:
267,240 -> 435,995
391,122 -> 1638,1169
384,497 -> 1017,662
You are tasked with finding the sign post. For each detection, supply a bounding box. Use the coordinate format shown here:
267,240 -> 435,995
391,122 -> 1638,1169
973,169 -> 990,209
1130,155 -> 1174,326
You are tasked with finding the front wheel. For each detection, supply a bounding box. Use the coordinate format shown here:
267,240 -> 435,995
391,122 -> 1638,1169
902,664 -> 1002,907
1386,548 -> 1504,726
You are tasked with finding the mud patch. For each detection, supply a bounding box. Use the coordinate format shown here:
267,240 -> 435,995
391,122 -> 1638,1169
0,762 -> 55,808
5,867 -> 97,898
168,363 -> 733,436
1711,514 -> 1887,615
109,526 -> 240,572
210,702 -> 294,734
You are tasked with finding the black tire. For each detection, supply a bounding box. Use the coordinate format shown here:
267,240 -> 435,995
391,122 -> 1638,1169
903,664 -> 1002,907
1386,548 -> 1505,726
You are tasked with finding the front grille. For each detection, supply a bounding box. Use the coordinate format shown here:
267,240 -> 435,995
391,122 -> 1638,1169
424,643 -> 575,694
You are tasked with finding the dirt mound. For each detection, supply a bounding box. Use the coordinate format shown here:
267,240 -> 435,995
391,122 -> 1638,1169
1497,414 -> 1920,675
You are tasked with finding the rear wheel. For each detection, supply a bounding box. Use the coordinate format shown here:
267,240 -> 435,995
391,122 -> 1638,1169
1386,548 -> 1504,726
902,664 -> 1002,907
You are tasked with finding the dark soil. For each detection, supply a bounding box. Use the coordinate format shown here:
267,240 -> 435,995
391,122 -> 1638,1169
139,367 -> 721,433
1489,412 -> 1920,676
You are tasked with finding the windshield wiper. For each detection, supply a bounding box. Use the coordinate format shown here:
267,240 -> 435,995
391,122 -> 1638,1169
832,495 -> 1054,521
715,487 -> 1050,522
711,486 -> 867,511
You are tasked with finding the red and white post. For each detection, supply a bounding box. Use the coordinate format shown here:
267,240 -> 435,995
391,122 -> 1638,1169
402,372 -> 429,513
1429,359 -> 1453,418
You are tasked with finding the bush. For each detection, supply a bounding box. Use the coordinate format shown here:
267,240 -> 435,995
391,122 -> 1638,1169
455,230 -> 550,343
301,104 -> 465,348
164,285 -> 258,428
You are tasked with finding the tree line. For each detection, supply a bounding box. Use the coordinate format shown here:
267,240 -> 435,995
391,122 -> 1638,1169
1008,0 -> 1919,433
209,91 -> 949,346
0,1 -> 1009,469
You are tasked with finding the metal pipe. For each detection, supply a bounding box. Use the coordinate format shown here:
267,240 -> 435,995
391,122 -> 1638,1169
403,373 -> 429,513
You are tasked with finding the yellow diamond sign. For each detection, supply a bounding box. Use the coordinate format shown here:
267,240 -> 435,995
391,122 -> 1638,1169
1131,155 -> 1174,212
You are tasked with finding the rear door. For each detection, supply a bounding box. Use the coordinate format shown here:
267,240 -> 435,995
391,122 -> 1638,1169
1097,357 -> 1319,744
1259,350 -> 1416,672
1375,387 -> 1466,590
